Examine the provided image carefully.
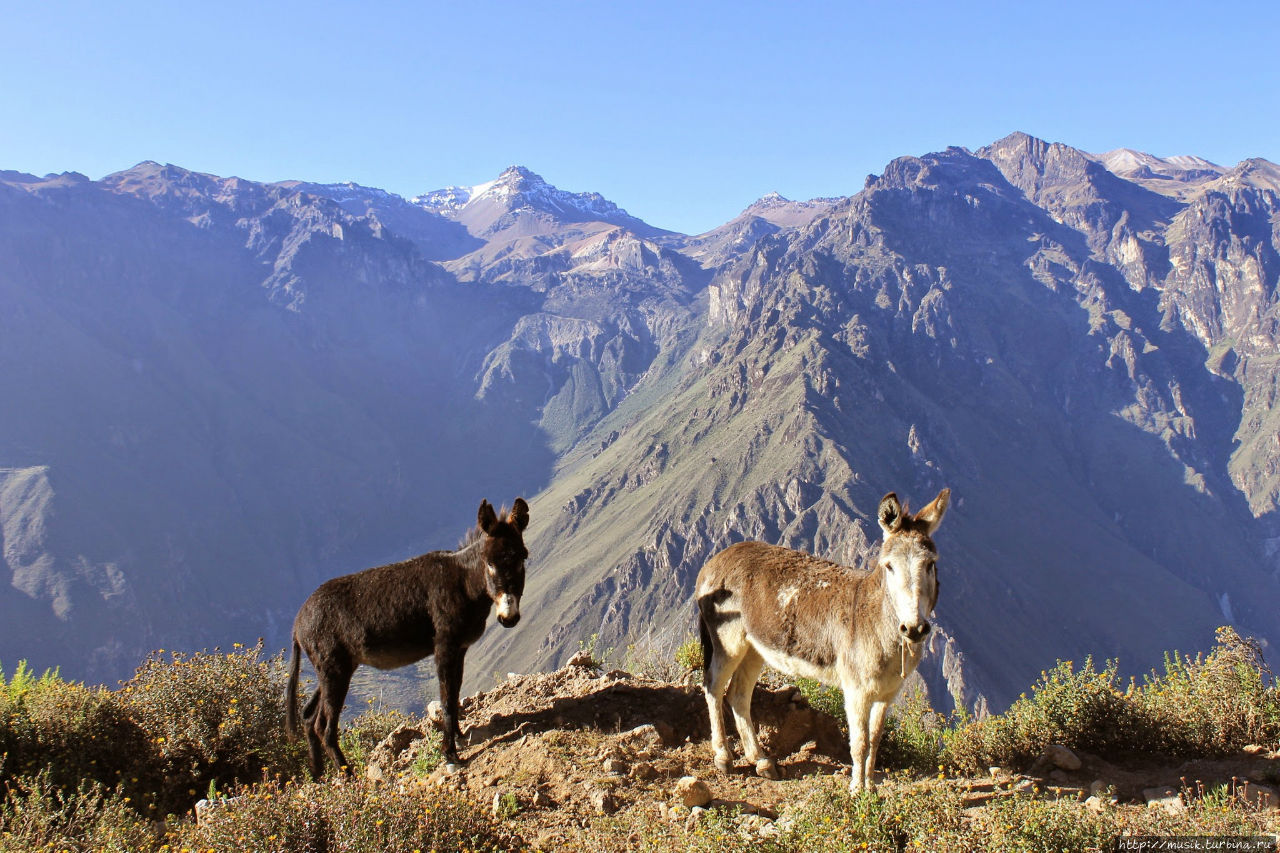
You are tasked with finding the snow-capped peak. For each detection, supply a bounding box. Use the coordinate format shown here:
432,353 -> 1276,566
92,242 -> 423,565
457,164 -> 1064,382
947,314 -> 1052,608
1094,148 -> 1224,178
411,166 -> 634,224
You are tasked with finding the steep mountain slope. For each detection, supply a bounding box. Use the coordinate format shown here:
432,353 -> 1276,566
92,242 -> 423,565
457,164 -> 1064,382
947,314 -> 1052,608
470,136 -> 1280,709
3,138 -> 1279,715
0,165 -> 551,680
1147,160 -> 1280,510
410,167 -> 710,453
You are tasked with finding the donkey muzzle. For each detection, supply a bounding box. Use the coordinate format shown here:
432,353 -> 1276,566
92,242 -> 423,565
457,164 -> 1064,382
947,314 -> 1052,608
900,622 -> 931,643
496,594 -> 520,628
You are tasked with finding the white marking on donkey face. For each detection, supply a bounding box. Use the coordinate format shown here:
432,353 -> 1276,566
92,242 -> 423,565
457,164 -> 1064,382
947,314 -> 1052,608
881,549 -> 934,641
496,593 -> 519,622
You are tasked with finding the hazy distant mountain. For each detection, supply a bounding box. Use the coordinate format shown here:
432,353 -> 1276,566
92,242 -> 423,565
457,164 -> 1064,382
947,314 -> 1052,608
679,192 -> 840,268
0,163 -> 549,679
281,179 -> 483,261
1090,148 -> 1226,198
3,137 -> 1279,713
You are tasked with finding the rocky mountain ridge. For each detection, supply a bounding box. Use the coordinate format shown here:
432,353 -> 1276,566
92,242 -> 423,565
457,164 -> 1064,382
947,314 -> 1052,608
2,134 -> 1279,714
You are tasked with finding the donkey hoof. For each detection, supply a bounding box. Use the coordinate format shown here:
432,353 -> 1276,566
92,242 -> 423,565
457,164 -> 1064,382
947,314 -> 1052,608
755,758 -> 779,780
714,756 -> 734,774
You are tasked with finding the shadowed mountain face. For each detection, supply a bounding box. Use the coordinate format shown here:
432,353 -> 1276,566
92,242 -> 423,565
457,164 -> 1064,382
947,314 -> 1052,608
2,135 -> 1279,712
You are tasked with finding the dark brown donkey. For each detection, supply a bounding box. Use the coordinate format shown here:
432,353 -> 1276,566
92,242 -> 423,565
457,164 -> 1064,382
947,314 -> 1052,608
697,489 -> 949,791
286,498 -> 529,777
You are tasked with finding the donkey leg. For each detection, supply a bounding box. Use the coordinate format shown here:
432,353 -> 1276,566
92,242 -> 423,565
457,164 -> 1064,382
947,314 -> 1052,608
316,668 -> 354,776
843,687 -> 873,792
726,648 -> 777,779
864,700 -> 890,787
435,643 -> 466,770
703,635 -> 745,774
303,686 -> 327,780
301,689 -> 320,723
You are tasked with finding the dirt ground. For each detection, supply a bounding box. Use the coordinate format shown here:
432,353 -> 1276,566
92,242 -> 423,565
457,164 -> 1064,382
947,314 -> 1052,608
364,655 -> 1280,849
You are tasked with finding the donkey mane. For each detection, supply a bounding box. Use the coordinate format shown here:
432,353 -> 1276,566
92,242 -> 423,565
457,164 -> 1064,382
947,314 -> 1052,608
455,505 -> 514,550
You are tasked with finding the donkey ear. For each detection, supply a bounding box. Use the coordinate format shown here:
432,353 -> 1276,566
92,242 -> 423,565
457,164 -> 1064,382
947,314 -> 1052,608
878,493 -> 903,537
508,498 -> 529,532
915,488 -> 950,534
478,500 -> 499,534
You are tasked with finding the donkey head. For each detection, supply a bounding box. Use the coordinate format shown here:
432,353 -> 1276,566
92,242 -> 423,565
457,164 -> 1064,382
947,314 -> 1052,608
478,498 -> 530,627
877,488 -> 949,644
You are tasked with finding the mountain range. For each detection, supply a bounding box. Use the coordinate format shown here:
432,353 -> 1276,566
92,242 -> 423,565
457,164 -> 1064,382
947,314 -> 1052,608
2,133 -> 1278,712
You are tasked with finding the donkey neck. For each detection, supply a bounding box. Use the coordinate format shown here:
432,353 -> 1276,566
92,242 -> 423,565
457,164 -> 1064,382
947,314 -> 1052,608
452,536 -> 491,602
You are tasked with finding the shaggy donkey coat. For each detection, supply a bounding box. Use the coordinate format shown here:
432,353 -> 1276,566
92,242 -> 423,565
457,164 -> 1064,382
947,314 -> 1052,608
697,489 -> 949,790
287,498 -> 529,777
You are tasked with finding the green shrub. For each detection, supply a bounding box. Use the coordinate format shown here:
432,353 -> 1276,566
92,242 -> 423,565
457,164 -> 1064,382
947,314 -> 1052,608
776,784 -> 966,852
340,706 -> 413,772
172,778 -> 523,852
117,641 -> 306,815
877,686 -> 946,775
674,636 -> 704,673
794,678 -> 845,728
943,656 -> 1141,773
943,628 -> 1280,773
1132,626 -> 1280,756
0,769 -> 153,853
576,634 -> 615,670
409,729 -> 445,777
977,792 -> 1113,853
0,662 -> 146,796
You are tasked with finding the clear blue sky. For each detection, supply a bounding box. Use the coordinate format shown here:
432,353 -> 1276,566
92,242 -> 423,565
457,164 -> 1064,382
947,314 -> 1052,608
3,0 -> 1277,235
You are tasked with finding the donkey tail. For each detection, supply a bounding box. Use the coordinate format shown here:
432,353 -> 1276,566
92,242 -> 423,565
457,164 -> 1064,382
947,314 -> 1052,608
285,634 -> 302,739
697,600 -> 715,691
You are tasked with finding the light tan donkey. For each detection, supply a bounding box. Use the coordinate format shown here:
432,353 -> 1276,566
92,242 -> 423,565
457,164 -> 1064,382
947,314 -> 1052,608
696,489 -> 949,791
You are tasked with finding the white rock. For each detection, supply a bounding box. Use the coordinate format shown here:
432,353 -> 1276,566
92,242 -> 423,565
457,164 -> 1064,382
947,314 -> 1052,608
621,723 -> 665,749
1143,786 -> 1184,813
588,787 -> 618,815
1044,744 -> 1082,771
674,776 -> 713,808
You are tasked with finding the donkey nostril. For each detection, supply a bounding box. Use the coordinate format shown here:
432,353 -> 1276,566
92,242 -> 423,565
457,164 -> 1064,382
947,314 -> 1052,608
899,623 -> 909,635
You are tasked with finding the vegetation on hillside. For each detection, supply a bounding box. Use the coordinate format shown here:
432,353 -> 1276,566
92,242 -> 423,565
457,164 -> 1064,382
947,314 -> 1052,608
1,628 -> 1277,851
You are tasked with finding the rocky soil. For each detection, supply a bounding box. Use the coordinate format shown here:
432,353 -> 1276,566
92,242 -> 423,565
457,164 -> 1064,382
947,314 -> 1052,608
361,656 -> 1280,849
